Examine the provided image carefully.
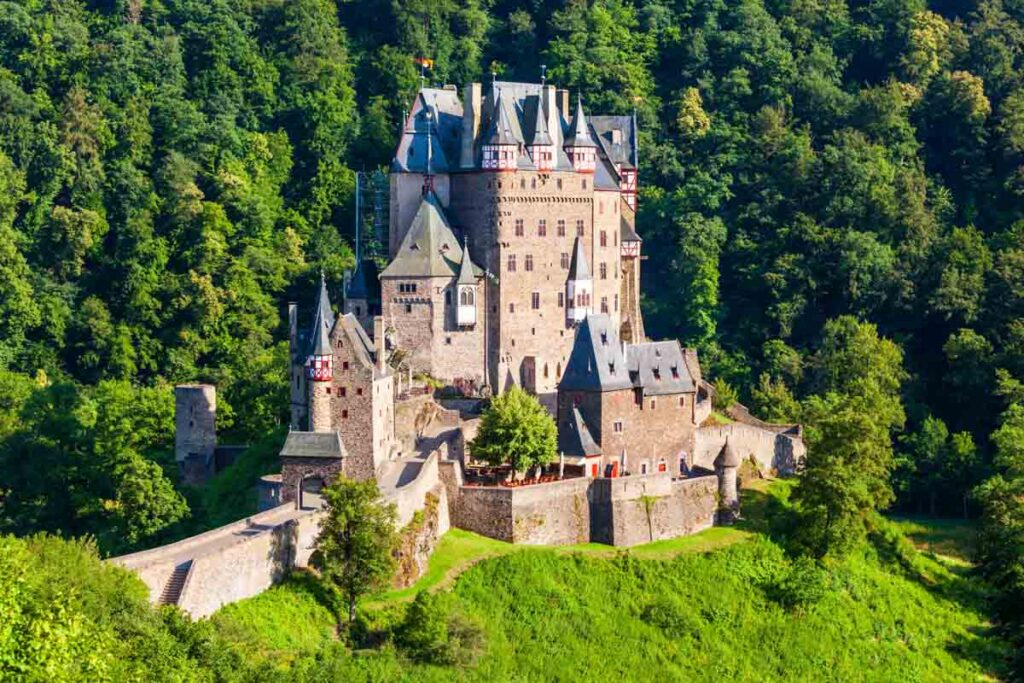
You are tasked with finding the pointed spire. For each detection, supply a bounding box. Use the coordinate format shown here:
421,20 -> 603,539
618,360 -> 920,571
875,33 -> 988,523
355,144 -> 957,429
486,94 -> 519,145
565,95 -> 596,148
457,237 -> 476,285
309,272 -> 334,356
568,235 -> 591,280
530,100 -> 553,146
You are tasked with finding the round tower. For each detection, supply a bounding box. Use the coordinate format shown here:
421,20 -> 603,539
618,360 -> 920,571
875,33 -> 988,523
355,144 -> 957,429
714,438 -> 741,524
306,274 -> 335,433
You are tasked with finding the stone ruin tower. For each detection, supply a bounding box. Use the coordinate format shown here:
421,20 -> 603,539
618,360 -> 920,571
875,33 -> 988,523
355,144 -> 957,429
175,384 -> 216,485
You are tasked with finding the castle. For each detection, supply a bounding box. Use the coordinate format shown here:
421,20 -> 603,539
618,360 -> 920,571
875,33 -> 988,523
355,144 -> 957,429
343,80 -> 644,398
115,77 -> 805,618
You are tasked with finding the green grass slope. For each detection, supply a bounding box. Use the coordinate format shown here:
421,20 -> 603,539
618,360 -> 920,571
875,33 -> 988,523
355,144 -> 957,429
212,512 -> 1006,681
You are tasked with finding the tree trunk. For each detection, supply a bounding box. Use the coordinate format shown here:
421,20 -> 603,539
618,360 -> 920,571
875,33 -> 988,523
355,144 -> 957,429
348,594 -> 356,625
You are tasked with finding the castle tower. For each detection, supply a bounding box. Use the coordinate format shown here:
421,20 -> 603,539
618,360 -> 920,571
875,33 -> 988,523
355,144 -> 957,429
343,259 -> 379,335
566,235 -> 593,325
481,94 -> 519,171
527,92 -> 555,171
564,97 -> 597,173
175,384 -> 217,484
306,274 -> 335,433
715,439 -> 741,524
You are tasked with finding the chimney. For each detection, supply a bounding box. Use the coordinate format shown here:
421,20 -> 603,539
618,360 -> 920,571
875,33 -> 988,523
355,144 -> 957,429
460,82 -> 482,169
543,84 -> 560,148
373,316 -> 386,371
557,89 -> 570,124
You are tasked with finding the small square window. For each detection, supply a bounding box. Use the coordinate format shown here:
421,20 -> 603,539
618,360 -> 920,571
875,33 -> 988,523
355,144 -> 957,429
340,387 -> 346,397
342,409 -> 349,419
343,361 -> 349,370
357,388 -> 363,396
445,336 -> 452,345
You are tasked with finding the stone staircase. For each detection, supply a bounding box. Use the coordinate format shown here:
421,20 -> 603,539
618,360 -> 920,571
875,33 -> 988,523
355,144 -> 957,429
158,560 -> 193,606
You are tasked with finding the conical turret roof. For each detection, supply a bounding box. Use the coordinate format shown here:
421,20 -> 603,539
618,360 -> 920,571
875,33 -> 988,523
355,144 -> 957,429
309,273 -> 334,356
567,235 -> 591,280
486,95 -> 520,145
564,96 -> 597,148
381,192 -> 462,278
457,238 -> 477,285
715,438 -> 741,468
529,100 -> 553,146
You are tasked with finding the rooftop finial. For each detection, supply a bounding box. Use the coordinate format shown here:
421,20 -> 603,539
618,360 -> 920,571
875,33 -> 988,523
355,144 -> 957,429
491,70 -> 497,89
540,64 -> 547,86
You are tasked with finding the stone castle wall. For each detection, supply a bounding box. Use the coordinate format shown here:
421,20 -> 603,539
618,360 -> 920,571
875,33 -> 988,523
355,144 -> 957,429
112,505 -> 323,618
590,473 -> 717,546
694,423 -> 804,475
174,384 -> 216,466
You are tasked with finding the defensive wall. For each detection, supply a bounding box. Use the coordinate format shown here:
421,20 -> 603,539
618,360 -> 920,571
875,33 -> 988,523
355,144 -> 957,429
439,451 -> 720,548
694,423 -> 804,475
112,504 -> 322,619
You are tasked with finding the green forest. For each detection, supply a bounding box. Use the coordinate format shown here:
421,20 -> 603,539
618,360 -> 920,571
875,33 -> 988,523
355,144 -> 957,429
2,0 -> 1024,679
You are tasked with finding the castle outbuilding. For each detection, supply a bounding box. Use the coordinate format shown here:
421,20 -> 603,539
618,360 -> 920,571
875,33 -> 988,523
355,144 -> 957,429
380,79 -> 645,398
556,314 -> 710,478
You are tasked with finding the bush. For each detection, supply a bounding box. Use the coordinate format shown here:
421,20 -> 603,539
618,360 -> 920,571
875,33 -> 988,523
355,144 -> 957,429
765,557 -> 830,612
397,591 -> 485,666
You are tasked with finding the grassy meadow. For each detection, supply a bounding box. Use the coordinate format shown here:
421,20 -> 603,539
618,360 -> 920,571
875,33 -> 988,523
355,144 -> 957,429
209,482 -> 1008,681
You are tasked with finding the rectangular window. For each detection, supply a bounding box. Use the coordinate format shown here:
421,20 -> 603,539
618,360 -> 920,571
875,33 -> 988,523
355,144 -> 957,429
614,294 -> 619,311
600,231 -> 607,247
600,263 -> 607,280
560,252 -> 569,269
357,388 -> 363,396
532,292 -> 540,309
576,219 -> 584,237
601,297 -> 608,313
651,399 -> 657,409
342,361 -> 349,370
558,292 -> 564,307
342,410 -> 348,419
525,254 -> 534,272
679,396 -> 685,407
405,303 -> 412,314
557,219 -> 566,237
538,220 -> 547,237
507,254 -> 517,272
614,421 -> 623,433
509,303 -> 515,313
340,387 -> 347,397
515,219 -> 524,237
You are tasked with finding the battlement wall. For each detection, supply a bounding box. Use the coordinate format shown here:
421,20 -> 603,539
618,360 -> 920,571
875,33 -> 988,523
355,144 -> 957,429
590,473 -> 717,546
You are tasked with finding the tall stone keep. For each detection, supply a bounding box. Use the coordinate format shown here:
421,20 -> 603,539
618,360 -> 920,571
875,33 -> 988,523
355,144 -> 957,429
175,384 -> 217,481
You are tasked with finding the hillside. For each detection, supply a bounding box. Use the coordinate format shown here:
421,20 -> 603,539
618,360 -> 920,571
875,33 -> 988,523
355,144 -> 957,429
208,487 -> 1008,681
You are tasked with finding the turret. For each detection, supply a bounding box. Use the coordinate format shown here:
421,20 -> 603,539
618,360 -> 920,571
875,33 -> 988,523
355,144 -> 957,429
306,274 -> 335,432
564,96 -> 597,173
714,438 -> 741,524
456,239 -> 478,327
528,95 -> 555,172
482,94 -> 519,171
566,236 -> 593,325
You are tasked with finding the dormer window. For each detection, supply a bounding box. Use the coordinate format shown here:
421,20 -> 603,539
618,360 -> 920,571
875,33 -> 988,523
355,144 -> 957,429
612,129 -> 623,144
601,332 -> 608,346
653,368 -> 661,381
609,362 -> 615,375
671,366 -> 679,379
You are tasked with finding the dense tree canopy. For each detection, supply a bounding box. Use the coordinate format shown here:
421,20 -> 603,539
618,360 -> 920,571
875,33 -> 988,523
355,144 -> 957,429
0,0 -> 1023,552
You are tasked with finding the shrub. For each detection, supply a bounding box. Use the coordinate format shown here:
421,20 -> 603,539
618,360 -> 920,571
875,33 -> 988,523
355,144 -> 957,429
765,557 -> 830,612
397,591 -> 485,666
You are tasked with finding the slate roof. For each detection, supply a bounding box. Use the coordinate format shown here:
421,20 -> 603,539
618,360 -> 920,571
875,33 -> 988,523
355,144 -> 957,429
391,81 -> 639,172
620,215 -> 641,243
309,274 -> 334,357
590,115 -> 637,170
560,406 -> 602,457
715,439 -> 741,468
380,192 -> 481,279
567,235 -> 591,281
486,94 -> 521,145
335,313 -> 389,378
559,314 -> 698,396
559,314 -> 632,393
391,89 -> 462,173
280,431 -> 347,459
564,97 -> 597,148
346,259 -> 379,302
626,341 -> 696,396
